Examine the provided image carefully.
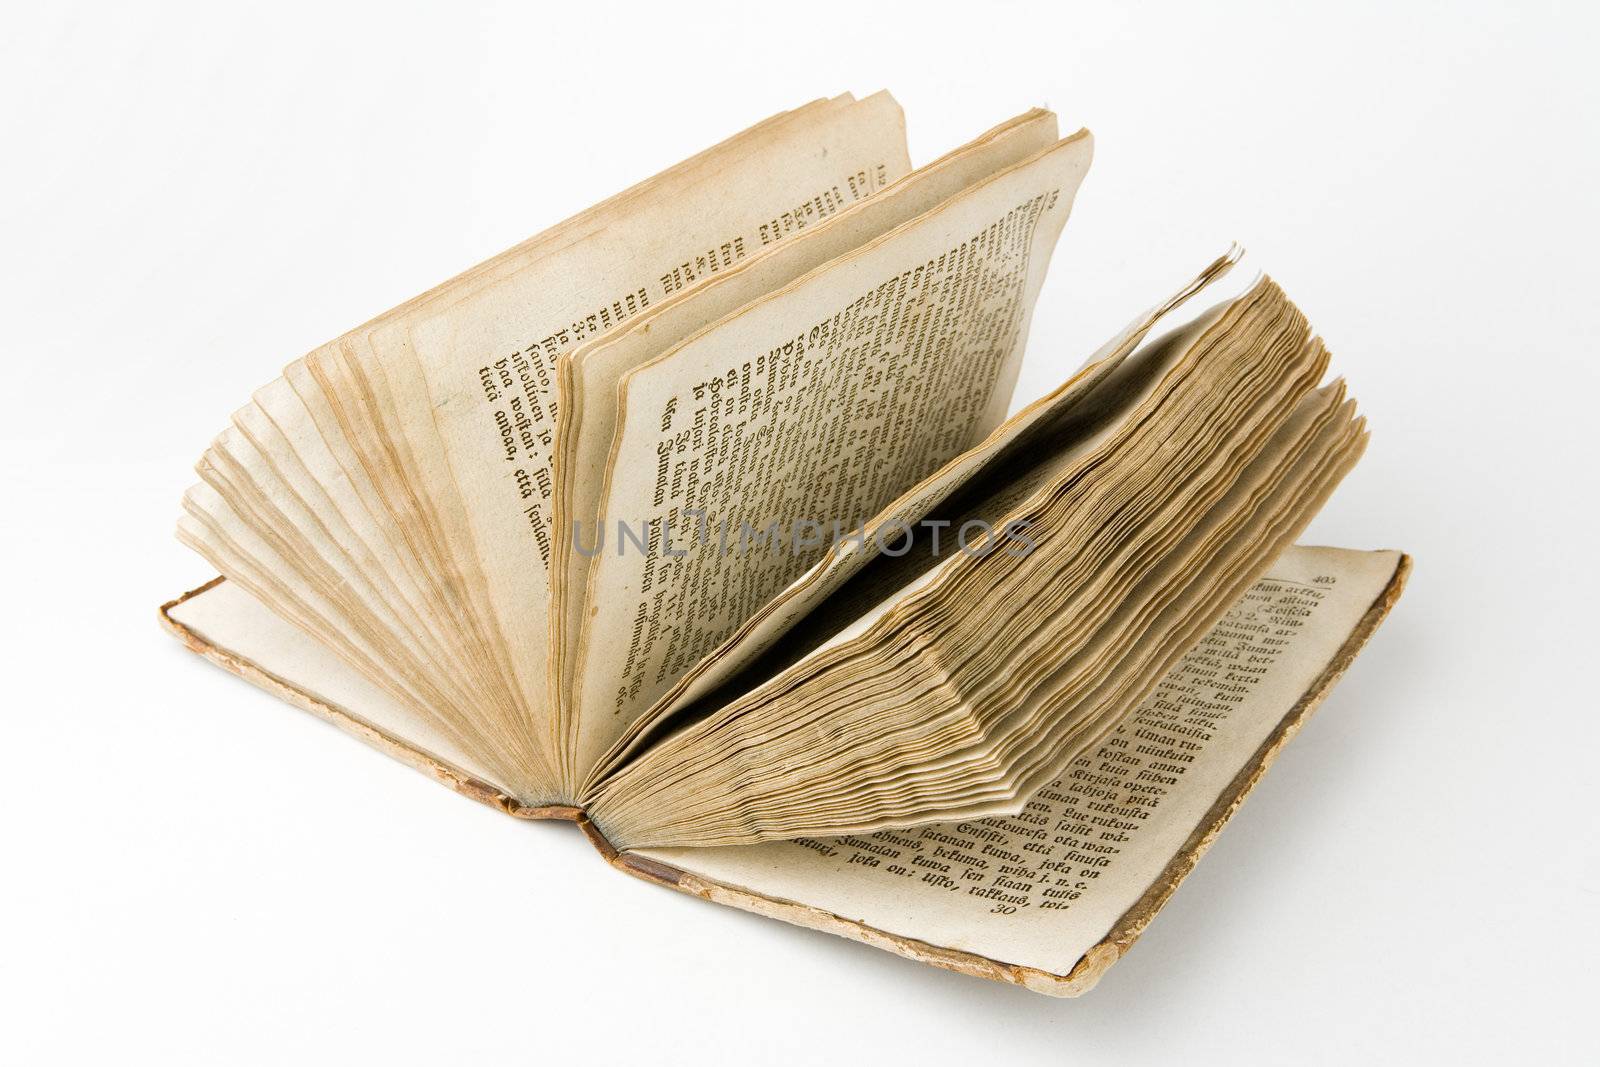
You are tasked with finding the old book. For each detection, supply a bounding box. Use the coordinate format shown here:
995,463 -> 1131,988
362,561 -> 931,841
162,92 -> 1408,996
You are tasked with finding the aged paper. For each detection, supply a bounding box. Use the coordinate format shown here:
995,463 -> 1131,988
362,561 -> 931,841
551,110 -> 1061,732
635,547 -> 1402,977
366,93 -> 911,739
602,250 -> 1241,776
570,134 -> 1093,771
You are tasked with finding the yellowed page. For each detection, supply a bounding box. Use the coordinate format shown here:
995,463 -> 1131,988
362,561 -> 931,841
363,93 -> 912,769
570,132 -> 1094,772
550,109 -> 1061,736
610,249 -> 1241,760
634,546 -> 1402,979
179,94 -> 912,799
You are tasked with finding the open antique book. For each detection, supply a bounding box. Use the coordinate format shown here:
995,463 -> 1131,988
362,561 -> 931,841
162,93 -> 1408,996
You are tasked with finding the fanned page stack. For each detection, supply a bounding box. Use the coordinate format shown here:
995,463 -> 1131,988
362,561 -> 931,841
162,93 -> 1408,996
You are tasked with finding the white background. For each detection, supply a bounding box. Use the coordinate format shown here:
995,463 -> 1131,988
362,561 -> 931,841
3,1 -> 1596,1063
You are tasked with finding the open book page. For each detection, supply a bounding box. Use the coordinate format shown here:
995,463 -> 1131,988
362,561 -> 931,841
550,109 -> 1062,750
595,250 -> 1244,777
582,278 -> 1366,848
569,132 -> 1094,774
181,93 -> 912,800
629,547 -> 1405,989
356,93 -> 911,778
